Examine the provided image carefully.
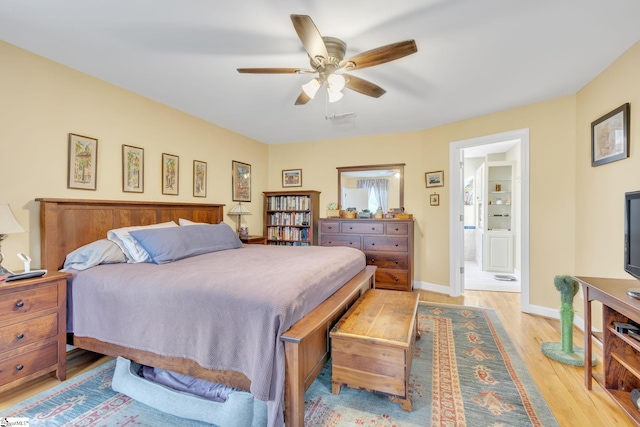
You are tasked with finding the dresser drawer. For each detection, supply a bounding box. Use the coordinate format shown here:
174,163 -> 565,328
341,222 -> 384,234
0,284 -> 58,322
385,222 -> 409,235
320,234 -> 361,248
0,341 -> 58,386
375,269 -> 410,291
363,236 -> 408,252
0,313 -> 58,350
365,252 -> 409,269
320,222 -> 341,233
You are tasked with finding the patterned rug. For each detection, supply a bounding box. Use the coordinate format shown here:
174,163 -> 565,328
1,302 -> 558,426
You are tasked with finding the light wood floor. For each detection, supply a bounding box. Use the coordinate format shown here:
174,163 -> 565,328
0,290 -> 635,426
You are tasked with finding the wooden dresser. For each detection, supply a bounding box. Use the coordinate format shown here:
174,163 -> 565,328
318,218 -> 414,291
0,271 -> 69,393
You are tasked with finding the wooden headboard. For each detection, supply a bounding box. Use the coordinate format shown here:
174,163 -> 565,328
37,198 -> 225,271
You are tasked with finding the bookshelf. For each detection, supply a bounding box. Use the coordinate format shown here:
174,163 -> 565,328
263,190 -> 320,246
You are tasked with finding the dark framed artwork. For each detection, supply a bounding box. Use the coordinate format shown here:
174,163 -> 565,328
68,133 -> 98,190
193,160 -> 207,198
592,103 -> 630,167
162,153 -> 179,195
430,193 -> 440,206
282,169 -> 302,187
122,145 -> 144,193
425,170 -> 444,188
232,160 -> 251,202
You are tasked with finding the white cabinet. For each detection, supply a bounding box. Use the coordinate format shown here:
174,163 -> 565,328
481,161 -> 515,272
483,231 -> 514,272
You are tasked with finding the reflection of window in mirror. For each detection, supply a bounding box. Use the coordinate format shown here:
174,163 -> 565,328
337,164 -> 404,213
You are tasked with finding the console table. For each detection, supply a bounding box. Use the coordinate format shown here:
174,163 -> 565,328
574,276 -> 640,425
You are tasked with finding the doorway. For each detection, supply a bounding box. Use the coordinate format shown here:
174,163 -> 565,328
449,129 -> 531,312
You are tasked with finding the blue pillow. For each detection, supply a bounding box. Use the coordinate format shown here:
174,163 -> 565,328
129,223 -> 242,264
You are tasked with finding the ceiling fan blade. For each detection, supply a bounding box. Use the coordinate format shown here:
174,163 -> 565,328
290,15 -> 329,63
339,40 -> 417,71
343,74 -> 386,98
237,67 -> 313,74
294,91 -> 312,105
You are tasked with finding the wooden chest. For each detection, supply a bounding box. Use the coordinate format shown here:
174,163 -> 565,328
0,271 -> 69,393
318,218 -> 414,291
330,289 -> 419,411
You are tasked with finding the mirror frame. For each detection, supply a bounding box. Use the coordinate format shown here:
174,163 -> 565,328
337,163 -> 405,211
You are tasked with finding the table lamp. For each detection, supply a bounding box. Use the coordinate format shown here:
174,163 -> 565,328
0,203 -> 25,276
228,203 -> 251,237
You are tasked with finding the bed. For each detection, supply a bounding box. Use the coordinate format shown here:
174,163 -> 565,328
37,198 -> 375,427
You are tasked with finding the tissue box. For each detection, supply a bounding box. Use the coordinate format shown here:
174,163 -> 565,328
111,357 -> 267,427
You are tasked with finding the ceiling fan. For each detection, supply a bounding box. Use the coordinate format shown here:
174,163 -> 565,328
237,14 -> 418,105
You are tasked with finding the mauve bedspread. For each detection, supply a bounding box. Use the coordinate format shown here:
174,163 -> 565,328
68,244 -> 365,426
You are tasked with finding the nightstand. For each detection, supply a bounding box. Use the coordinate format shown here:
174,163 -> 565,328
240,235 -> 267,245
0,271 -> 70,393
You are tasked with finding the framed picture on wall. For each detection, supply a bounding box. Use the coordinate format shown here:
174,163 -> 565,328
425,170 -> 444,188
162,153 -> 179,195
68,133 -> 98,190
592,103 -> 630,167
282,169 -> 302,187
193,160 -> 207,198
232,160 -> 251,202
122,145 -> 144,193
430,193 -> 440,206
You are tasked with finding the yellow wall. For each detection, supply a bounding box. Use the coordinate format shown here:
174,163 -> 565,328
3,36 -> 639,316
573,41 -> 640,321
0,40 -> 267,271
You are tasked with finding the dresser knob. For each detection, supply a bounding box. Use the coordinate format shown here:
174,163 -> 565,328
370,259 -> 375,263
394,260 -> 398,264
328,226 -> 333,229
16,364 -> 24,371
328,241 -> 332,244
394,277 -> 399,282
371,243 -> 375,246
17,333 -> 24,339
395,228 -> 399,231
371,227 -> 375,230
349,227 -> 353,230
395,244 -> 399,247
16,300 -> 24,308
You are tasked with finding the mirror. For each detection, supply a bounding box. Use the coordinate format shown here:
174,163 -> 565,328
337,164 -> 405,213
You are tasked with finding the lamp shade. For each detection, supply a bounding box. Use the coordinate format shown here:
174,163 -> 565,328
229,203 -> 251,216
0,203 -> 25,235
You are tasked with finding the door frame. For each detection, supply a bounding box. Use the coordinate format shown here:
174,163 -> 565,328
448,128 -> 531,312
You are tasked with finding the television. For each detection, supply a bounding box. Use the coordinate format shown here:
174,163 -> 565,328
625,191 -> 640,280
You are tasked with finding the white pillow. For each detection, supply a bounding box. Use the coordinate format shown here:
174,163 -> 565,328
63,239 -> 126,271
178,218 -> 202,226
107,221 -> 178,263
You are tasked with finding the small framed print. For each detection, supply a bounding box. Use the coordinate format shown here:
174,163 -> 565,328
232,160 -> 251,202
68,133 -> 98,190
430,193 -> 440,206
425,170 -> 444,188
122,145 -> 144,193
282,169 -> 302,187
592,103 -> 630,167
162,153 -> 179,195
193,160 -> 207,198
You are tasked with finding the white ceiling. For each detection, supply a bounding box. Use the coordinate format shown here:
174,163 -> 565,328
2,1 -> 640,145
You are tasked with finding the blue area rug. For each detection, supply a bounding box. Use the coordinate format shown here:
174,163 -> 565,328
1,302 -> 558,426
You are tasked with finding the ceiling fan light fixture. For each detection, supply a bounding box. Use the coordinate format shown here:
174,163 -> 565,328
327,73 -> 345,92
302,78 -> 321,99
327,88 -> 344,103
